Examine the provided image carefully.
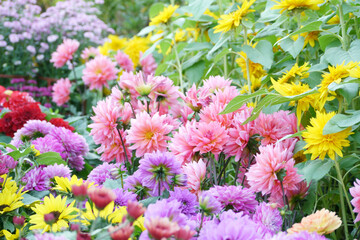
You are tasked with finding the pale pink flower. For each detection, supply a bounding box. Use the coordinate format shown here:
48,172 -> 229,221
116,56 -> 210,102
182,159 -> 207,194
81,47 -> 100,62
145,217 -> 180,239
115,51 -> 134,72
120,71 -> 156,97
183,84 -> 212,112
52,78 -> 71,106
127,112 -> 173,157
254,111 -> 297,145
82,55 -> 118,90
50,39 -> 79,68
119,71 -> 138,96
109,86 -> 124,106
96,129 -> 131,163
246,143 -> 302,200
169,121 -> 197,165
189,121 -> 229,156
140,52 -> 157,76
149,75 -> 181,110
211,86 -> 239,105
199,101 -> 234,128
350,179 -> 360,222
203,76 -> 232,93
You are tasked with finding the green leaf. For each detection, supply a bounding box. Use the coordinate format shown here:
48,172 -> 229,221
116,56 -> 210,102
182,52 -> 205,70
140,196 -> 159,207
296,158 -> 334,183
7,146 -> 32,161
279,36 -> 304,59
149,3 -> 165,18
221,88 -> 268,114
323,111 -> 360,134
321,40 -> 360,66
22,193 -> 42,205
0,135 -> 12,144
207,35 -> 230,57
159,39 -> 172,55
318,34 -> 341,51
184,0 -> 215,21
103,179 -> 122,190
3,219 -> 14,232
185,61 -> 206,84
288,21 -> 322,38
137,25 -> 156,37
68,65 -> 85,81
184,42 -> 212,51
328,82 -> 359,104
36,152 -> 67,166
242,40 -> 274,69
242,94 -> 278,124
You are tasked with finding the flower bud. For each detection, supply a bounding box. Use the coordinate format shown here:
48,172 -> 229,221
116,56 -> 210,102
72,183 -> 88,200
88,187 -> 116,210
127,200 -> 146,220
108,224 -> 134,240
13,216 -> 25,228
76,231 -> 91,240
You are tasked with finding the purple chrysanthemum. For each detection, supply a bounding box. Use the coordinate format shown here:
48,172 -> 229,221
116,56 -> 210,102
199,211 -> 262,240
145,199 -> 188,228
267,231 -> 327,240
13,120 -> 55,142
253,202 -> 282,236
208,185 -> 258,214
22,167 -> 49,191
32,135 -> 66,157
124,170 -> 151,200
0,151 -> 16,174
168,187 -> 198,216
87,162 -> 118,186
198,191 -> 222,215
138,151 -> 182,196
43,163 -> 71,181
113,188 -> 137,206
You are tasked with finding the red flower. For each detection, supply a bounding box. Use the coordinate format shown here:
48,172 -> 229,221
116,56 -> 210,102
3,91 -> 34,110
49,118 -> 75,131
88,187 -> 116,210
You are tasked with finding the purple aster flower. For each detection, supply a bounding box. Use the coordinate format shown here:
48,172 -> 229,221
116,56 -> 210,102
113,188 -> 137,206
267,231 -> 327,240
168,187 -> 198,216
198,191 -> 222,215
43,163 -> 71,182
22,167 -> 49,191
253,202 -> 282,236
199,211 -> 262,240
13,120 -> 55,142
32,135 -> 66,157
208,185 -> 258,214
145,199 -> 189,228
0,151 -> 17,169
124,170 -> 151,200
138,151 -> 182,196
87,162 -> 118,186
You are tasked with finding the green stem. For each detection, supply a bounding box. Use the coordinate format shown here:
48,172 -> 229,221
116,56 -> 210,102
171,28 -> 184,93
242,25 -> 251,94
223,55 -> 228,78
338,3 -> 349,50
199,211 -> 205,232
354,16 -> 360,39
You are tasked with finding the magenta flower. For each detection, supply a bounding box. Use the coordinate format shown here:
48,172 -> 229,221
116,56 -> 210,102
350,179 -> 360,222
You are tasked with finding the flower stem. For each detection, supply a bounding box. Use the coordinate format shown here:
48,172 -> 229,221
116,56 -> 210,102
199,211 -> 205,232
171,28 -> 184,93
116,127 -> 129,164
242,25 -> 251,95
209,154 -> 218,185
224,55 -> 228,79
338,3 -> 350,50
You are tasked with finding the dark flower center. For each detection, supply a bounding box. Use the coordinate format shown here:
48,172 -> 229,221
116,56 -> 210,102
0,204 -> 10,211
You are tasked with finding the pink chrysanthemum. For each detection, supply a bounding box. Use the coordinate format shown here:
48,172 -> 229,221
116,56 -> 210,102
82,55 -> 118,90
96,129 -> 131,163
199,101 -> 234,128
183,84 -> 212,112
50,39 -> 79,68
52,78 -> 71,106
120,71 -> 156,97
254,111 -> 297,145
149,75 -> 181,110
350,179 -> 360,223
140,52 -> 157,76
211,86 -> 239,105
127,112 -> 173,157
169,121 -> 197,165
115,51 -> 134,72
246,143 -> 302,199
189,121 -> 229,156
81,47 -> 100,62
203,76 -> 232,93
182,159 -> 206,195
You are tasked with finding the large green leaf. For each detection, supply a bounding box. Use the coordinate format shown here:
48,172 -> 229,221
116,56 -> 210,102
185,60 -> 206,84
323,111 -> 360,134
321,39 -> 360,65
36,152 -> 67,166
288,21 -> 322,38
296,159 -> 334,183
68,65 -> 85,81
279,36 -> 304,59
242,40 -> 274,69
328,82 -> 359,104
184,0 -> 215,21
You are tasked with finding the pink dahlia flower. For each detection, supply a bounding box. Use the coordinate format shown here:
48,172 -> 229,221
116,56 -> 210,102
189,121 -> 228,156
115,51 -> 134,72
211,86 -> 239,105
82,55 -> 118,90
183,84 -> 212,112
350,179 -> 360,222
81,47 -> 100,62
199,101 -> 234,128
182,159 -> 207,195
96,129 -> 131,163
246,143 -> 302,199
50,39 -> 79,68
203,76 -> 232,93
149,75 -> 181,110
140,52 -> 157,76
120,71 -> 156,97
127,112 -> 173,157
52,78 -> 71,106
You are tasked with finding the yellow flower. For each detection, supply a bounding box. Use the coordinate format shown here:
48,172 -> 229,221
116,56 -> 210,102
149,5 -> 179,26
276,62 -> 310,84
98,35 -> 128,56
53,175 -> 95,193
204,8 -> 219,19
317,61 -> 357,109
349,65 -> 360,78
124,36 -> 150,67
2,225 -> 26,240
271,79 -> 318,124
31,145 -> 40,156
302,111 -> 353,160
288,209 -> 341,235
272,0 -> 324,13
98,42 -> 112,56
327,15 -> 340,25
81,201 -> 126,225
293,31 -> 320,48
0,186 -> 26,214
29,194 -> 77,233
175,29 -> 187,42
214,0 -> 255,33
236,51 -> 266,92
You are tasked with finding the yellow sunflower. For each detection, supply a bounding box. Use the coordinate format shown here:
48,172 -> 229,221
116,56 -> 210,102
214,0 -> 255,33
302,111 -> 353,160
1,225 -> 26,240
149,5 -> 179,26
293,31 -> 320,48
349,65 -> 360,78
29,194 -> 77,233
0,179 -> 26,214
123,36 -> 150,67
53,175 -> 96,193
277,62 -> 310,84
272,0 -> 324,13
81,201 -> 126,225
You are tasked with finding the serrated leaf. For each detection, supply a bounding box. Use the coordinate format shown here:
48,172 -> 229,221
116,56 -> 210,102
323,111 -> 360,134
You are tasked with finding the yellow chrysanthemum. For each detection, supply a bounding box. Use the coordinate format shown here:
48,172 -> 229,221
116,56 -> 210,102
204,8 -> 219,19
276,62 -> 310,84
236,51 -> 266,92
214,0 -> 255,33
98,35 -> 128,56
317,61 -> 357,109
271,79 -> 318,122
1,175 -> 18,192
53,175 -> 95,193
29,194 -> 77,233
81,201 -> 126,225
124,36 -> 150,67
327,15 -> 340,25
302,111 -> 353,160
0,184 -> 26,214
149,5 -> 179,26
349,65 -> 360,78
272,0 -> 324,13
175,29 -> 187,42
293,31 -> 320,48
